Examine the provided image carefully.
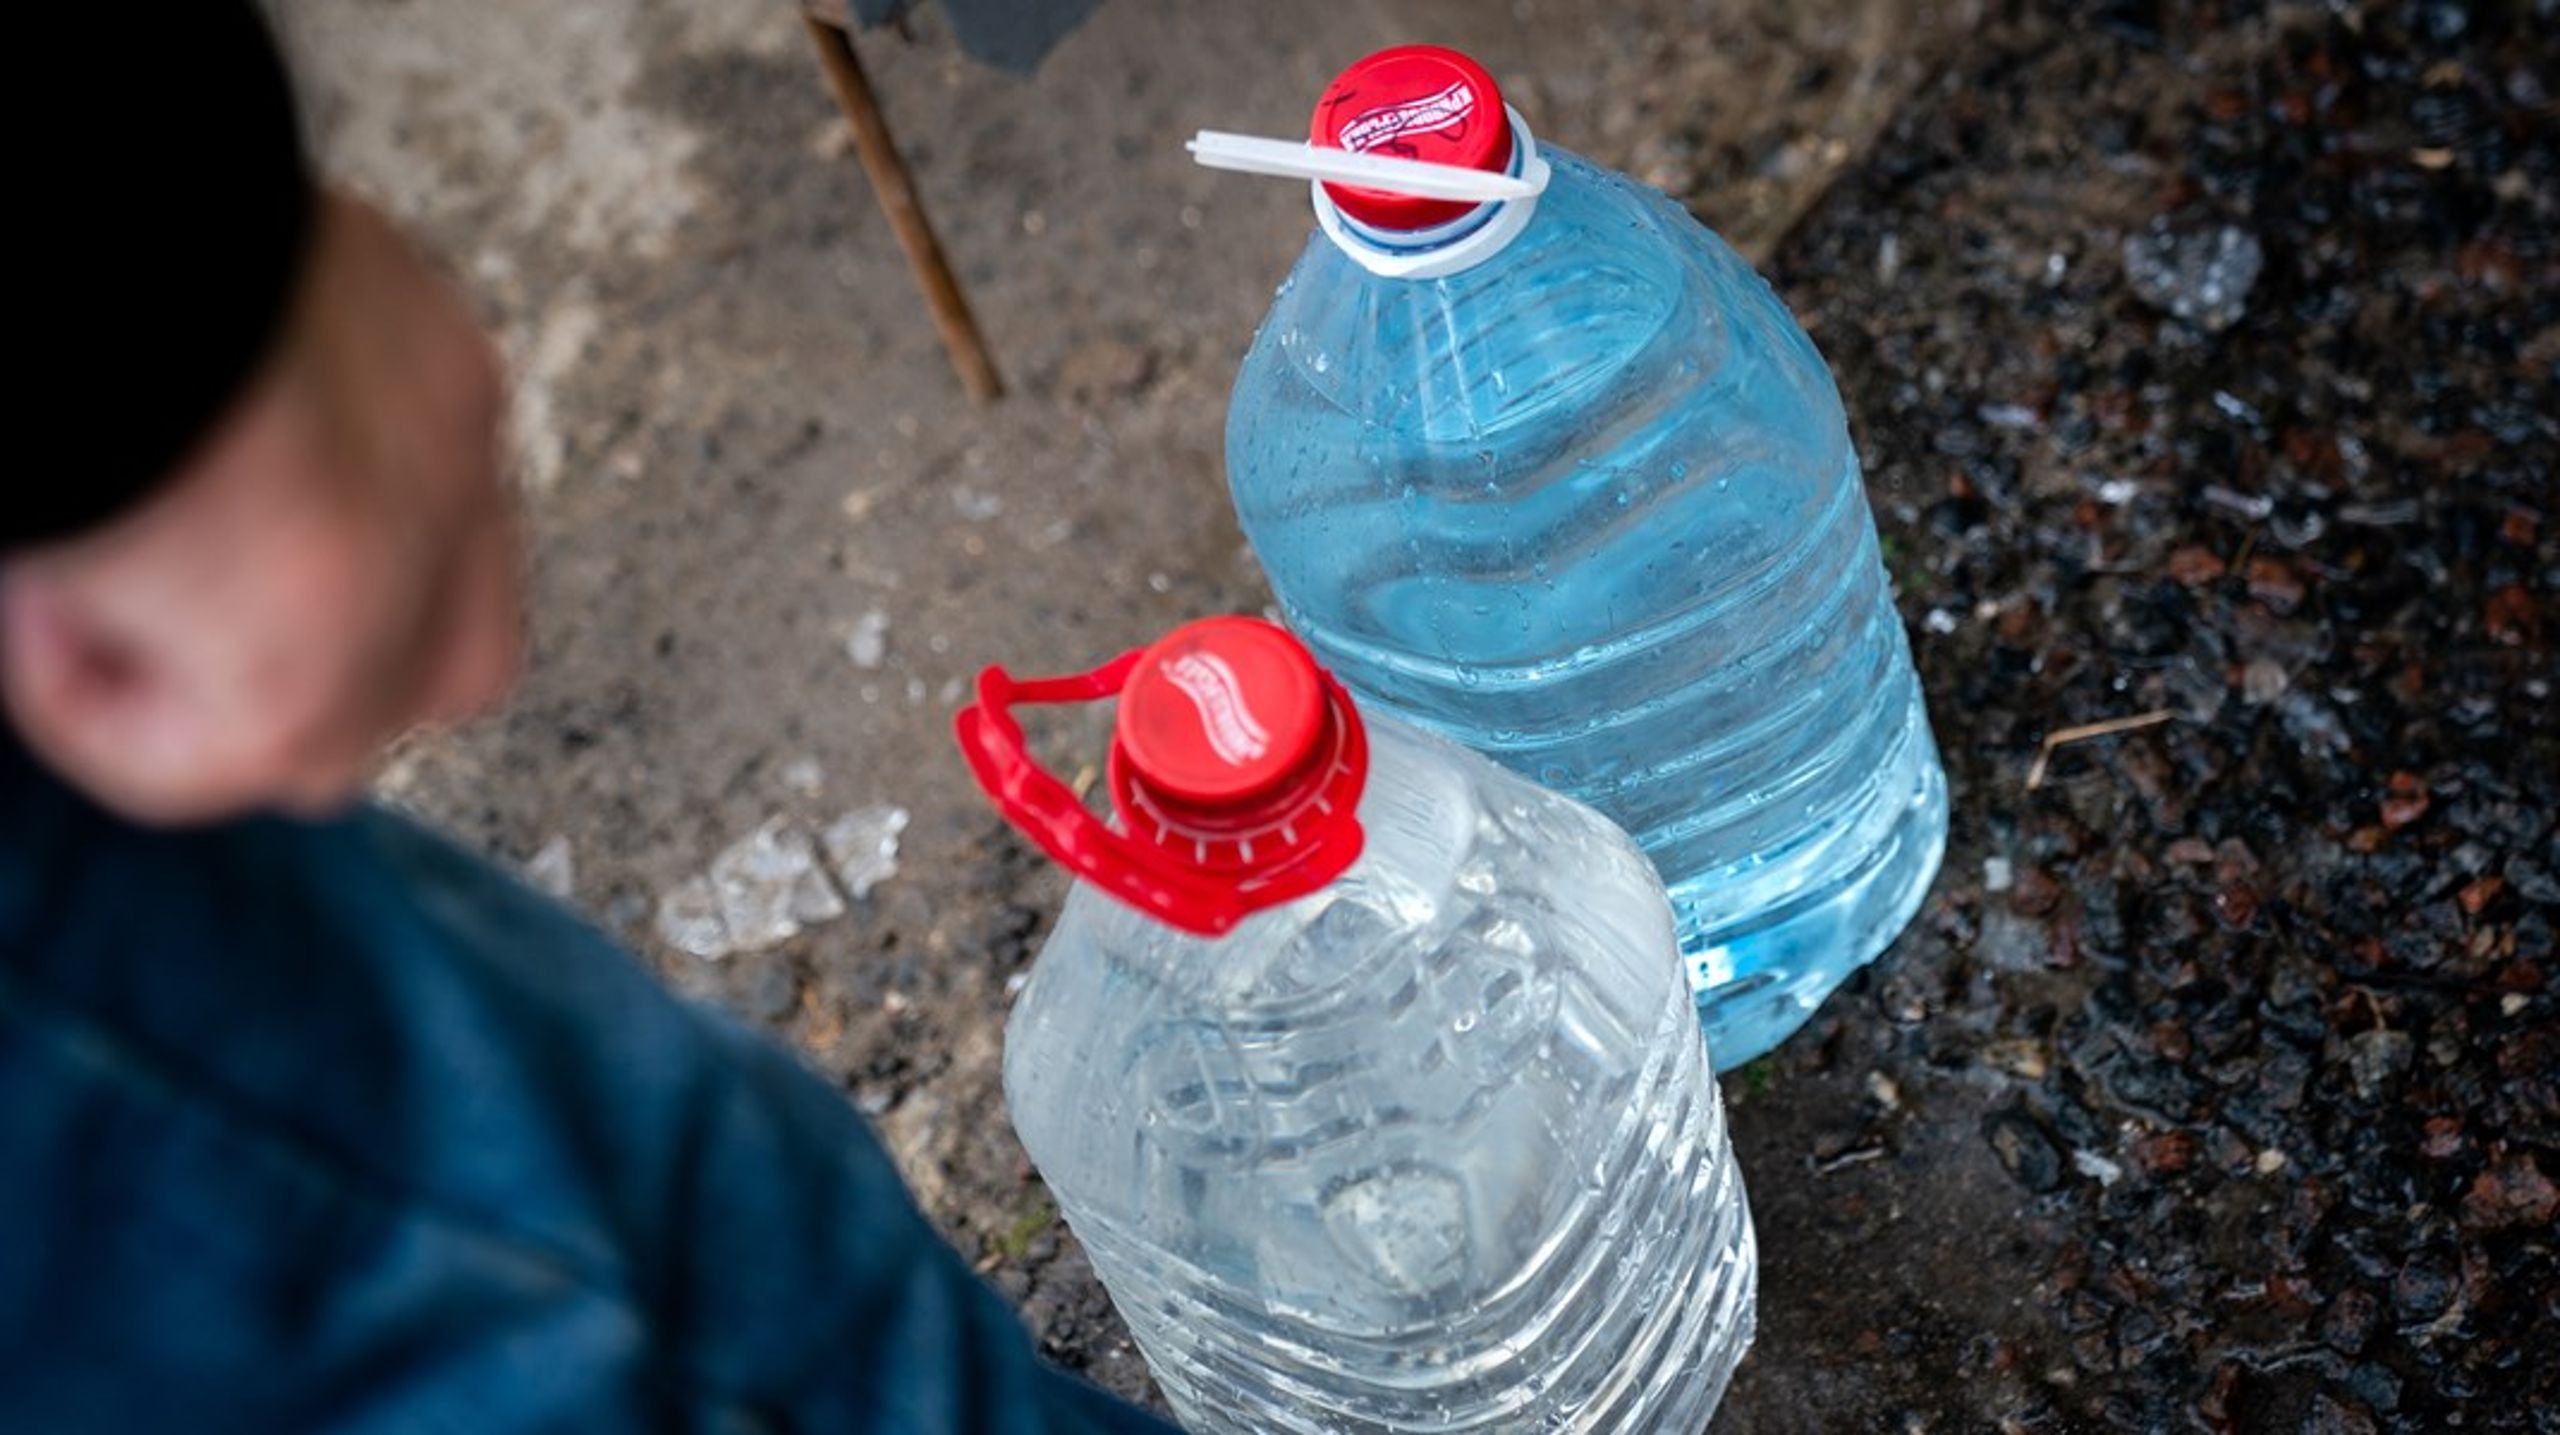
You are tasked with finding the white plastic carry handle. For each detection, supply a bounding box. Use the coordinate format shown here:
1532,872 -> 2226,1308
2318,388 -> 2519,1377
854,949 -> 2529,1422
1186,130 -> 1544,203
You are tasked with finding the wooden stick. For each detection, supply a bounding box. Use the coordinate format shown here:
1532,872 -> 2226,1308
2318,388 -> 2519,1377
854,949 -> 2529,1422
802,14 -> 1004,402
2024,709 -> 2174,790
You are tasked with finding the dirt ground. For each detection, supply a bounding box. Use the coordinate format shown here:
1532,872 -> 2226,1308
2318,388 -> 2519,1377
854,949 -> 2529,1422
274,0 -> 2555,1428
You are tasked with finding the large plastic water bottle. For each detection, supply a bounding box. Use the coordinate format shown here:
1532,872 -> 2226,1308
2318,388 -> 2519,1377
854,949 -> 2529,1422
1220,46 -> 1949,1069
955,616 -> 1754,1433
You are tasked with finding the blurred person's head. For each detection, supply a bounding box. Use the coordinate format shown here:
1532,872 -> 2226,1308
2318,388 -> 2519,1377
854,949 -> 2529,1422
2,193 -> 522,825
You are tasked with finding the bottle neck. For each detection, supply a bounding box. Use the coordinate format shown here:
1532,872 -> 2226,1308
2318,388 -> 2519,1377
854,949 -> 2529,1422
1312,106 -> 1549,281
1332,195 -> 1506,253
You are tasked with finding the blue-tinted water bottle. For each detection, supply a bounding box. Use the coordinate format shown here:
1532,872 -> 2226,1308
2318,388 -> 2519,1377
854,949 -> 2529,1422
1221,45 -> 1948,1068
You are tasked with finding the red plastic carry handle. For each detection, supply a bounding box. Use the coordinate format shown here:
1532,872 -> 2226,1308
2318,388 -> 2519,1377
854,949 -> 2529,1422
953,649 -> 1364,937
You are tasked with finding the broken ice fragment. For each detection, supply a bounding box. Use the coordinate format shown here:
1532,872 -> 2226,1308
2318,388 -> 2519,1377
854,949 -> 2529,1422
821,803 -> 910,899
656,874 -> 730,959
2121,224 -> 2262,332
846,609 -> 891,670
524,834 -> 577,900
713,817 -> 844,949
660,817 -> 848,960
780,755 -> 826,797
2072,1149 -> 2124,1187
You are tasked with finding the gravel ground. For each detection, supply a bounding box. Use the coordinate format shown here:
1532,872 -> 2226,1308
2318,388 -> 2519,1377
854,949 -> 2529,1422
277,0 -> 2555,1427
1718,1 -> 2557,1427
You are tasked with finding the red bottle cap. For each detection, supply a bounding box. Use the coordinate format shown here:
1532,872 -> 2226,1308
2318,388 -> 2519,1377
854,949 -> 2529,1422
954,617 -> 1368,937
1310,44 -> 1513,231
1117,617 -> 1327,806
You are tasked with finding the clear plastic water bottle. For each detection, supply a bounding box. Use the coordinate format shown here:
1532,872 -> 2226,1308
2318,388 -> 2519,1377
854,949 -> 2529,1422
955,616 -> 1755,1433
1221,46 -> 1949,1070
